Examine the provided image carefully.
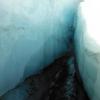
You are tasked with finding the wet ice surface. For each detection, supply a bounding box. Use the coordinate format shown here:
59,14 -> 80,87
1,52 -> 89,100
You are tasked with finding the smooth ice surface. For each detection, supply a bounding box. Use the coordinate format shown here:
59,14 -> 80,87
0,0 -> 79,96
75,1 -> 100,100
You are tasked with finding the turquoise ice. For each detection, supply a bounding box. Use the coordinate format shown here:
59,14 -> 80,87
0,0 -> 79,96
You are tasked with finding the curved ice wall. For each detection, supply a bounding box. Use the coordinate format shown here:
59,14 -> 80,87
75,1 -> 100,100
0,0 -> 79,96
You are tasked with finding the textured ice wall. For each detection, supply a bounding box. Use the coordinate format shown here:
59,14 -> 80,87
75,1 -> 100,100
0,0 -> 79,96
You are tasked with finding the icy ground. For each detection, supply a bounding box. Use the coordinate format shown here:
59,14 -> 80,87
1,52 -> 89,100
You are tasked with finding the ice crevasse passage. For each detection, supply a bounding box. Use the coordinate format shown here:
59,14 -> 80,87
0,0 -> 100,100
0,0 -> 79,96
75,0 -> 100,100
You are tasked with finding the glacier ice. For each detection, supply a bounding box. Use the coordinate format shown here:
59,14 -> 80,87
75,1 -> 100,100
0,0 -> 79,96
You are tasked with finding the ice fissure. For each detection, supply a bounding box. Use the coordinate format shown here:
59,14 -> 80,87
0,0 -> 100,100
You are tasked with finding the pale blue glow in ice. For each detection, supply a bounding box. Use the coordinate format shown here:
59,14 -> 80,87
75,1 -> 100,100
0,0 -> 79,97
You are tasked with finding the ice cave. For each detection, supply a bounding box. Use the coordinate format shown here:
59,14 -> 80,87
0,0 -> 100,100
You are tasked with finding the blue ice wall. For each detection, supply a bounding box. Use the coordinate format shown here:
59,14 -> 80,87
75,1 -> 100,100
0,0 -> 79,96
